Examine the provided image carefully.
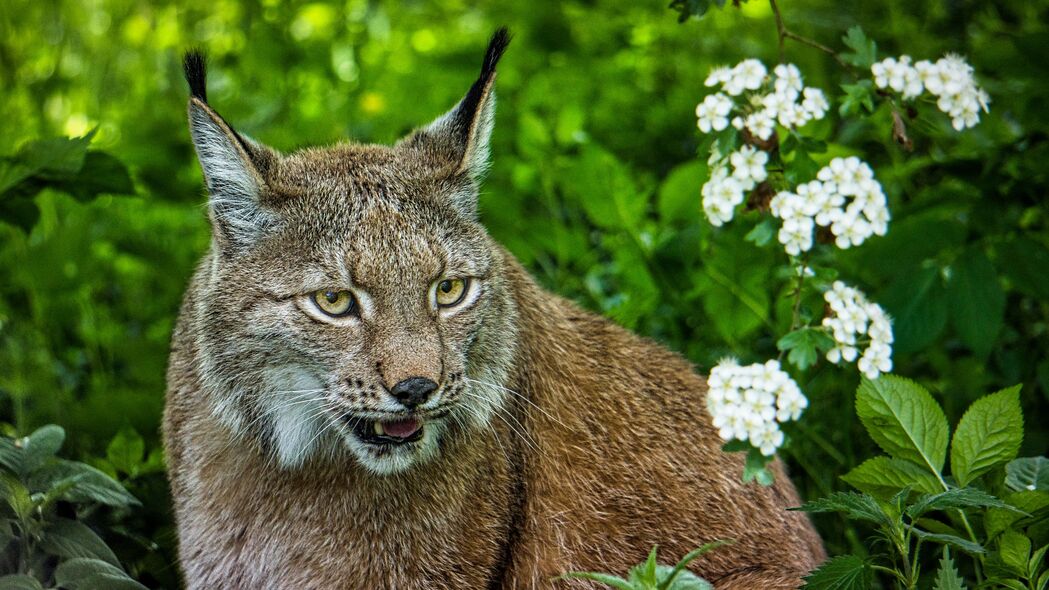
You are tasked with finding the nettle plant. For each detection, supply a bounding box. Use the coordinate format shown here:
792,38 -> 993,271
0,425 -> 146,589
798,377 -> 1049,589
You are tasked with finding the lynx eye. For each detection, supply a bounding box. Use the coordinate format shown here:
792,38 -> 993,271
312,289 -> 358,317
435,278 -> 469,308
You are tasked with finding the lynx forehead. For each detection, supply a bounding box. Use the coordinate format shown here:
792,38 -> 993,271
179,31 -> 515,474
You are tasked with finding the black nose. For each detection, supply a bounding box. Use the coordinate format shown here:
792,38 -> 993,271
391,377 -> 437,409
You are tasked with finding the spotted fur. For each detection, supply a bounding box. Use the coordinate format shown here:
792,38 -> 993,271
165,29 -> 824,589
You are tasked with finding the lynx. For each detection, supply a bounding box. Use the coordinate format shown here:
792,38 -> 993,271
164,29 -> 825,589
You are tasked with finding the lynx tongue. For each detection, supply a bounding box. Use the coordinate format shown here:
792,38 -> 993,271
376,418 -> 421,439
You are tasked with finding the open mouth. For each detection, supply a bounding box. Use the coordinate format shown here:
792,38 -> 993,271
344,415 -> 424,446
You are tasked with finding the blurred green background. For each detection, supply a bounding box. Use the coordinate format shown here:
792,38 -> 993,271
2,0 -> 1047,586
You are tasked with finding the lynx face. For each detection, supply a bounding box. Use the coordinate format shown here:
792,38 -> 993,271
183,32 -> 516,474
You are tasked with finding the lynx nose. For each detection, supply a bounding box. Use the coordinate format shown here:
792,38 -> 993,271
391,377 -> 437,409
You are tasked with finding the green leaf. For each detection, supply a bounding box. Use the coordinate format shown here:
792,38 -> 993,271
840,26 -> 877,68
38,518 -> 120,566
696,243 -> 772,343
951,385 -> 1024,486
629,545 -> 659,586
556,571 -> 634,590
999,529 -> 1031,574
27,460 -> 138,507
0,575 -> 44,590
53,558 -> 147,590
839,81 -> 875,117
654,565 -> 713,590
22,425 -> 65,474
668,0 -> 727,22
933,547 -> 967,590
656,542 -> 729,590
15,131 -> 95,178
996,237 -> 1049,299
906,488 -> 1011,519
742,448 -> 775,486
1006,457 -> 1049,492
106,427 -> 146,477
855,375 -> 949,476
777,327 -> 836,371
879,265 -> 949,354
794,492 -> 893,528
842,456 -> 942,497
985,491 -> 1049,540
909,526 -> 986,555
947,248 -> 1005,356
560,145 -> 645,231
801,554 -> 872,590
0,438 -> 22,474
743,218 -> 775,247
53,151 -> 136,202
658,160 -> 706,225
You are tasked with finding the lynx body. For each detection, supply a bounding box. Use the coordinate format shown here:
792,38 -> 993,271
164,31 -> 824,589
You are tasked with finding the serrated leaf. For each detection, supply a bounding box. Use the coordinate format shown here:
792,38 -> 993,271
38,517 -> 120,566
998,529 -> 1031,574
947,248 -> 1005,356
839,81 -> 875,117
840,26 -> 877,68
742,448 -> 775,486
856,375 -> 949,476
794,492 -> 893,528
777,327 -> 836,371
0,575 -> 44,590
657,541 -> 729,590
951,386 -> 1023,486
906,488 -> 1011,519
744,218 -> 776,247
933,547 -> 967,590
15,131 -> 95,178
909,526 -> 985,555
801,554 -> 872,590
985,491 -> 1049,540
1006,457 -> 1049,492
842,456 -> 942,497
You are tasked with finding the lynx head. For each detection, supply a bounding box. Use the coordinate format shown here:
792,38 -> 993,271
183,30 -> 517,475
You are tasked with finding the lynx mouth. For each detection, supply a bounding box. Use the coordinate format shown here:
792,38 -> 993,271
344,415 -> 424,446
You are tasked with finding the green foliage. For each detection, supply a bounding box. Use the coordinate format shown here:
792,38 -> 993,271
558,543 -> 725,589
0,426 -> 144,588
801,379 -> 1049,589
0,133 -> 133,231
801,555 -> 872,590
1,0 -> 1048,587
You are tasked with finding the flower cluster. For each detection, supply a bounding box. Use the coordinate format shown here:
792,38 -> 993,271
871,54 -> 990,130
769,157 -> 889,255
699,61 -> 829,140
823,281 -> 894,379
697,60 -> 829,228
706,359 -> 808,456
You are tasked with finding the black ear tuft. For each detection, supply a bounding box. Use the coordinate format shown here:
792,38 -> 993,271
183,50 -> 208,103
454,28 -> 511,133
481,27 -> 512,86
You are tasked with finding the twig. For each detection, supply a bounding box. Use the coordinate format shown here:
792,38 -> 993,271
768,0 -> 850,68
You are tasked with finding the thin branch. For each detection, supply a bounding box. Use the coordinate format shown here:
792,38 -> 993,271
768,0 -> 850,68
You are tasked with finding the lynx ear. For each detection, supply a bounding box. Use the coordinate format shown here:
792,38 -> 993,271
183,51 -> 276,248
402,28 -> 511,214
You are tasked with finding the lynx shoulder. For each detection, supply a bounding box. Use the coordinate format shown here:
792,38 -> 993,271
164,29 -> 824,589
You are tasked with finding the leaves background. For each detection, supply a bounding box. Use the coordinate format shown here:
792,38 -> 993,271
0,0 -> 1047,586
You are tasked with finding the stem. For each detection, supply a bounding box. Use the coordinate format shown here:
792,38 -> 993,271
767,0 -> 850,68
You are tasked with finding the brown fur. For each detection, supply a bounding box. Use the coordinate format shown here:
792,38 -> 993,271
165,33 -> 824,589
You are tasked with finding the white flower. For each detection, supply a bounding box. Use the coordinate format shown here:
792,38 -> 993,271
696,93 -> 733,133
873,53 -> 988,129
705,66 -> 733,87
801,87 -> 829,119
701,167 -> 746,227
730,145 -> 769,187
774,63 -> 803,94
735,59 -> 767,91
744,110 -> 775,140
706,359 -> 807,455
821,282 -> 894,379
